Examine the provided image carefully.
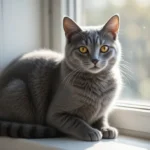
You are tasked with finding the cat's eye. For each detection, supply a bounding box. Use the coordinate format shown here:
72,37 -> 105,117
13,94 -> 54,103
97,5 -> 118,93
100,45 -> 109,53
79,46 -> 88,54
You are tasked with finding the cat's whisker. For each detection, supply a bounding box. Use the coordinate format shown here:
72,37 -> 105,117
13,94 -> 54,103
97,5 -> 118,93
120,66 -> 134,80
71,70 -> 82,86
119,61 -> 134,81
62,69 -> 75,83
69,69 -> 81,84
62,70 -> 76,88
62,67 -> 80,83
63,68 -> 81,88
64,70 -> 77,87
121,59 -> 131,64
120,63 -> 133,73
120,69 -> 132,86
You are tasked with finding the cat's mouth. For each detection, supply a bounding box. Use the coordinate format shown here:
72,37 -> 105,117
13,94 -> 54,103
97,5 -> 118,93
88,66 -> 101,73
90,66 -> 99,70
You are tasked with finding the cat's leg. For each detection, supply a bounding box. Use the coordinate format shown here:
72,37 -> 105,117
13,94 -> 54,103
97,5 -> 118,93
93,116 -> 118,139
28,72 -> 51,124
0,79 -> 59,138
0,79 -> 35,123
47,113 -> 102,141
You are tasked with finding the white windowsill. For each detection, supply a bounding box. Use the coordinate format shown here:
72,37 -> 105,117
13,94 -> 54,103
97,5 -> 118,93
0,135 -> 149,150
109,105 -> 150,139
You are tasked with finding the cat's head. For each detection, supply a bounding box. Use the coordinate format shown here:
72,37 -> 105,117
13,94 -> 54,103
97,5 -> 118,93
63,15 -> 121,74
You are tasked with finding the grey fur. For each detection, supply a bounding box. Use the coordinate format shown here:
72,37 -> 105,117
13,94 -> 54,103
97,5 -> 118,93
0,15 -> 122,141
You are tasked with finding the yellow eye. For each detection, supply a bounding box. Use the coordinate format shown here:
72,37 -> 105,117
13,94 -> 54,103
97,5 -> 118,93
100,45 -> 109,53
79,46 -> 88,53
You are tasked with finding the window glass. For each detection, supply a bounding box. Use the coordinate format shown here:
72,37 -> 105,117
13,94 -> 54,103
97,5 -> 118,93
81,0 -> 150,103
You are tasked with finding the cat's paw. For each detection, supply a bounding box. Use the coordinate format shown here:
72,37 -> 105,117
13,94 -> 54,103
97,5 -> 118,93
81,128 -> 102,141
100,126 -> 118,139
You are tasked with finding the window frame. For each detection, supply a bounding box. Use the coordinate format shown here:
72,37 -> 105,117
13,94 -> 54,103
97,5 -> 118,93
49,0 -> 150,139
49,0 -> 82,52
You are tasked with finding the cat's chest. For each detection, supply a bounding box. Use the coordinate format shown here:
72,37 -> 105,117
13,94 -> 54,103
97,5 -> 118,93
71,76 -> 117,124
72,76 -> 115,101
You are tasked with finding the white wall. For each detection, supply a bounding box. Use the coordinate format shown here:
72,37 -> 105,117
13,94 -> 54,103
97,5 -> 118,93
0,0 -> 44,70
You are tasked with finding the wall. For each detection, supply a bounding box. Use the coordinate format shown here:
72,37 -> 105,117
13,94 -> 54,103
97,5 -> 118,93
0,0 -> 44,70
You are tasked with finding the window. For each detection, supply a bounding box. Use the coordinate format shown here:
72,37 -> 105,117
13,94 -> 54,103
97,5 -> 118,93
50,0 -> 150,138
0,0 -> 149,139
80,0 -> 150,106
68,0 -> 150,138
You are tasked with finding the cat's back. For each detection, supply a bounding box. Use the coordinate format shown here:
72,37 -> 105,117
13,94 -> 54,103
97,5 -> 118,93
19,50 -> 63,62
0,50 -> 63,89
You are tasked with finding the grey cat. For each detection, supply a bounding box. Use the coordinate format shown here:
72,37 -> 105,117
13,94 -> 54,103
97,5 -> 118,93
0,14 -> 122,141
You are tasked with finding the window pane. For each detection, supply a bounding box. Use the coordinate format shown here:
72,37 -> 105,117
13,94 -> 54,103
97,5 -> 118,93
81,0 -> 150,103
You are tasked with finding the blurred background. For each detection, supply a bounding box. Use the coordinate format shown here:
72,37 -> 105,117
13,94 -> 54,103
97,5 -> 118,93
0,0 -> 150,104
81,0 -> 150,104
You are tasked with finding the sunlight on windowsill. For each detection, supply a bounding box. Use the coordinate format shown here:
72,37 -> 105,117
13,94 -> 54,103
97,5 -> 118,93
0,135 -> 149,150
31,135 -> 149,150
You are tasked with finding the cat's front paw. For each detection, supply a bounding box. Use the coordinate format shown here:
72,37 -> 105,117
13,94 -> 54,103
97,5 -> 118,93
80,128 -> 102,141
100,126 -> 118,139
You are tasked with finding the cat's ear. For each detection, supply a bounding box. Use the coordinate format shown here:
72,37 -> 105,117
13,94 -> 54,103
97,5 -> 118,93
63,17 -> 82,39
102,14 -> 120,40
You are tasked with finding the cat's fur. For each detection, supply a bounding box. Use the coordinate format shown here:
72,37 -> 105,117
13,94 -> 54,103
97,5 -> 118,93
0,15 -> 122,141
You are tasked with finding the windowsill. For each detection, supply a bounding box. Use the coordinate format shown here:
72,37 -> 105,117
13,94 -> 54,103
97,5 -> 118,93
0,135 -> 149,150
109,106 -> 150,139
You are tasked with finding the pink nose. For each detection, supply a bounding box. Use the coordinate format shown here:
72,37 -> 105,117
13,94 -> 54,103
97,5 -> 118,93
92,59 -> 99,65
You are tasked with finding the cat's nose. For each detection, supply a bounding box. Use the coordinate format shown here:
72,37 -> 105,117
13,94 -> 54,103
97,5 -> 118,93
92,59 -> 99,65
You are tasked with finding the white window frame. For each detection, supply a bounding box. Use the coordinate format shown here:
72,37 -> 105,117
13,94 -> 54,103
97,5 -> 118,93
48,0 -> 150,139
49,0 -> 82,53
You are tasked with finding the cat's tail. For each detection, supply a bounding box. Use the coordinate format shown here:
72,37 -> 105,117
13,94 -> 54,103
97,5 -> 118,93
0,120 -> 61,138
